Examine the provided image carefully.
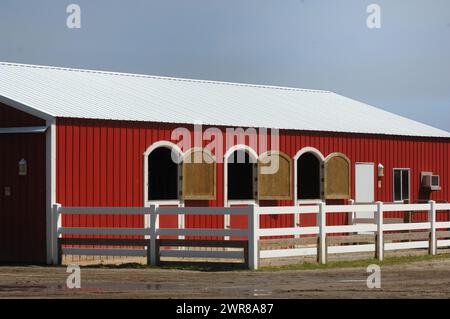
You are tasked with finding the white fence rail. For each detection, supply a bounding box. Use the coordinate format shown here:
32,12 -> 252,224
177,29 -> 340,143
52,201 -> 450,269
52,204 -> 255,268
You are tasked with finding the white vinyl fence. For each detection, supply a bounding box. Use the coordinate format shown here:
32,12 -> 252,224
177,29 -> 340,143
52,201 -> 450,269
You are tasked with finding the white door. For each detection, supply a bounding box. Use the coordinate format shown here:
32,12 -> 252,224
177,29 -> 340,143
355,163 -> 375,219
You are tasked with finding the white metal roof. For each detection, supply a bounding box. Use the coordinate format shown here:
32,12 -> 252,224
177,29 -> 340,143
0,61 -> 449,138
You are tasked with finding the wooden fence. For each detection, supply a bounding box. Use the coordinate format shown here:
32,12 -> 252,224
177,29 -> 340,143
52,201 -> 450,269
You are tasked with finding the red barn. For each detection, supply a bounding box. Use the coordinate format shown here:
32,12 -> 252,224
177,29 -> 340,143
0,62 -> 449,264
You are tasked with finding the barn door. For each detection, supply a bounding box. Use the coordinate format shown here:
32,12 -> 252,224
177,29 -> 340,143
355,163 -> 375,220
324,153 -> 351,200
257,151 -> 292,200
181,149 -> 216,200
0,133 -> 47,263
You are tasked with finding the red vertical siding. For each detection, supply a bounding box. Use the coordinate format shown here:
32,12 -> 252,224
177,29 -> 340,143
56,119 -> 450,231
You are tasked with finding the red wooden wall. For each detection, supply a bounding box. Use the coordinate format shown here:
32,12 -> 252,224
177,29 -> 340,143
56,118 -> 450,231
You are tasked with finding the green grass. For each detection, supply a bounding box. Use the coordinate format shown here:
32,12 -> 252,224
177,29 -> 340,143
259,253 -> 450,271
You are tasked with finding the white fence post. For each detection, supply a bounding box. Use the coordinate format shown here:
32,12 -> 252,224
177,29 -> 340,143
348,199 -> 355,225
318,202 -> 327,264
178,202 -> 185,240
429,200 -> 436,256
248,204 -> 259,270
149,204 -> 158,266
294,211 -> 300,239
375,201 -> 384,261
52,203 -> 61,265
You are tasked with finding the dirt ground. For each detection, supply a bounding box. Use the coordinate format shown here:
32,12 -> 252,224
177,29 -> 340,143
1,258 -> 450,298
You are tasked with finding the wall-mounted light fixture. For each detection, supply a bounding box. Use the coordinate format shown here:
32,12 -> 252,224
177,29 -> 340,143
19,158 -> 27,176
377,163 -> 384,188
377,163 -> 384,178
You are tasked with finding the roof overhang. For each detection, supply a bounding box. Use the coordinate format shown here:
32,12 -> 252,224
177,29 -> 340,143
0,126 -> 48,134
0,94 -> 55,123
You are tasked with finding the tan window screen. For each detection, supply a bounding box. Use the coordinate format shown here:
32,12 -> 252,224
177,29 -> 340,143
181,149 -> 216,200
324,153 -> 351,199
258,151 -> 292,200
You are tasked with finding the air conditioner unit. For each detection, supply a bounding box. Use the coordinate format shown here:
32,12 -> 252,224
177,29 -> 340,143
421,172 -> 441,191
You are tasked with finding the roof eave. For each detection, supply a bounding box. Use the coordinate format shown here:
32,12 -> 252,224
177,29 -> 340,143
0,94 -> 55,123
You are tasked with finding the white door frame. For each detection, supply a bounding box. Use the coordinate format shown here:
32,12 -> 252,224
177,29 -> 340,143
355,162 -> 375,221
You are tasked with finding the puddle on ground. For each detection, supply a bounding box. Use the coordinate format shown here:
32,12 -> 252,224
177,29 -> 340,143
0,282 -> 272,297
80,282 -> 187,291
40,282 -> 193,292
0,284 -> 47,292
79,283 -> 274,296
0,282 -> 184,293
252,289 -> 272,297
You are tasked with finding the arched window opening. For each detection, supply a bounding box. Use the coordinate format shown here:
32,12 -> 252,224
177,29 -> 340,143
297,152 -> 321,199
148,147 -> 179,200
227,150 -> 256,200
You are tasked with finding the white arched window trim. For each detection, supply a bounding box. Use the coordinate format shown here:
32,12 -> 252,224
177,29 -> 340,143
294,147 -> 325,203
143,141 -> 184,206
223,145 -> 258,236
223,144 -> 259,207
143,141 -> 185,237
293,147 -> 325,233
294,147 -> 325,162
143,140 -> 184,158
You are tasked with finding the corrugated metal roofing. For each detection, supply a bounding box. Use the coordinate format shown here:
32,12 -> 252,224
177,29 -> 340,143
0,61 -> 449,138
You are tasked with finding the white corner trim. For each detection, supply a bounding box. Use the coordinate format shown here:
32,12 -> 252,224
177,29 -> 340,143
45,119 -> 56,264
